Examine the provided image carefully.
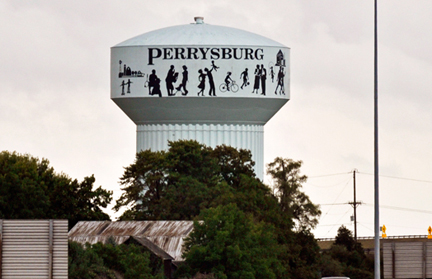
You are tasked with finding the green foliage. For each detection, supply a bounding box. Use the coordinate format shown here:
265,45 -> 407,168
285,229 -> 321,279
181,204 -> 282,279
49,175 -> 112,229
211,145 -> 255,186
121,250 -> 154,279
319,226 -> 374,279
0,151 -> 112,229
319,253 -> 344,277
334,225 -> 362,253
343,265 -> 374,279
265,157 -> 323,278
267,157 -> 321,230
69,241 -> 159,279
115,141 -> 329,279
68,241 -> 117,279
114,140 -> 265,221
113,149 -> 166,220
90,241 -> 124,273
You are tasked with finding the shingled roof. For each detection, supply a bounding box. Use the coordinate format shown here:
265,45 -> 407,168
68,220 -> 194,262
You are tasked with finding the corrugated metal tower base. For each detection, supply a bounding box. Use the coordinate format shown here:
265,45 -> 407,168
137,123 -> 264,180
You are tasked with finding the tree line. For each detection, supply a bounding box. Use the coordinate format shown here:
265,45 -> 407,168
0,141 -> 374,278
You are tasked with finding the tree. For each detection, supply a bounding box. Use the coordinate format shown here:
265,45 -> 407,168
114,140 -> 266,221
114,141 -> 227,220
181,204 -> 282,279
115,141 -> 324,278
319,226 -> 374,279
266,157 -> 321,230
68,241 -> 117,279
211,145 -> 255,186
319,253 -> 344,277
114,149 -> 167,220
48,175 -> 112,228
0,152 -> 50,219
334,225 -> 359,252
287,229 -> 322,279
0,151 -> 112,228
69,241 -> 162,279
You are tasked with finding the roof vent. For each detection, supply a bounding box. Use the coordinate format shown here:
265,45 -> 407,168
194,16 -> 204,24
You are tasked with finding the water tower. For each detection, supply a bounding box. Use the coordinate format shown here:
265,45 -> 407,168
111,17 -> 290,180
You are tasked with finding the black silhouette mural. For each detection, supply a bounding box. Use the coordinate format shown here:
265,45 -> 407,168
120,79 -> 133,95
148,70 -> 162,97
252,65 -> 261,94
276,50 -> 286,67
275,67 -> 285,95
274,50 -> 286,95
205,68 -> 216,96
116,48 -> 287,98
120,80 -> 126,95
126,79 -> 133,93
152,77 -> 162,97
270,66 -> 274,83
224,72 -> 233,91
175,65 -> 189,95
219,72 -> 239,93
118,60 -> 144,78
197,69 -> 206,96
211,60 -> 219,72
240,68 -> 249,89
260,65 -> 267,95
165,65 -> 177,96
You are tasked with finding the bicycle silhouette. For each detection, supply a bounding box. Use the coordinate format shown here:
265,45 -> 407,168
219,80 -> 239,93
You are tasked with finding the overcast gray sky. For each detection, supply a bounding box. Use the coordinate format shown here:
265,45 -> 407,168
2,0 -> 432,238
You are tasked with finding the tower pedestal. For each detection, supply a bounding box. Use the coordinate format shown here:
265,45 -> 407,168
137,123 -> 264,180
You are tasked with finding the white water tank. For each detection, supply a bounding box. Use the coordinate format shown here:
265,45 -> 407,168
111,17 -> 290,179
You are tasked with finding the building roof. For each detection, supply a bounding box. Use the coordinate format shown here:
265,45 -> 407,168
68,220 -> 194,261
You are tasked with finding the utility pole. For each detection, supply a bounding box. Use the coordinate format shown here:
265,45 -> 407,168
349,169 -> 362,241
373,0 -> 380,278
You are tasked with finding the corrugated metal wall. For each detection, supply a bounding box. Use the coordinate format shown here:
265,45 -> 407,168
0,220 -> 68,279
383,241 -> 432,279
137,123 -> 265,179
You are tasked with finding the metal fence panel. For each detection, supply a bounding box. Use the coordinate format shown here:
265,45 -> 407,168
384,241 -> 432,279
0,220 -> 68,279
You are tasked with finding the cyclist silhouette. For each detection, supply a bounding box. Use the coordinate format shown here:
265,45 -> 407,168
225,72 -> 233,91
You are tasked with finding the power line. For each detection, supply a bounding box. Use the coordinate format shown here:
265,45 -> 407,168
320,203 -> 349,206
305,176 -> 352,188
358,222 -> 374,233
320,202 -> 432,215
319,178 -> 351,223
319,223 -> 352,227
308,170 -> 432,184
308,172 -> 351,178
363,203 -> 432,215
358,171 -> 432,184
323,208 -> 352,237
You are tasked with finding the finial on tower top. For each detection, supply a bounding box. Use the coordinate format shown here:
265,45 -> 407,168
194,17 -> 204,24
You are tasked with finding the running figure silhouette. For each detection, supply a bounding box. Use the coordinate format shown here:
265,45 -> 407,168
240,68 -> 249,89
210,60 -> 219,72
